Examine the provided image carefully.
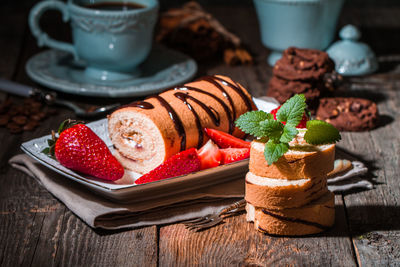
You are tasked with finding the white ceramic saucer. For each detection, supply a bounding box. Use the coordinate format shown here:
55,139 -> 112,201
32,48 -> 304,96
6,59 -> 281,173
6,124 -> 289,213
25,45 -> 197,98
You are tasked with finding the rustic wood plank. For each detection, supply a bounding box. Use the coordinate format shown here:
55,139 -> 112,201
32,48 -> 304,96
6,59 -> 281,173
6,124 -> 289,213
0,8 -> 159,267
2,1 -> 400,266
335,4 -> 400,266
159,196 -> 356,266
48,212 -> 157,267
339,82 -> 400,266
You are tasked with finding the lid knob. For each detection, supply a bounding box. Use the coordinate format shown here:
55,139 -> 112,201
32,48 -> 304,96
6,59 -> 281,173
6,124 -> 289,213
327,24 -> 378,76
339,24 -> 361,41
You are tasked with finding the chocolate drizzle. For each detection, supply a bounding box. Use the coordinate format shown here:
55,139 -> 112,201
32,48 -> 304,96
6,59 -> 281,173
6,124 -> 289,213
199,75 -> 254,133
261,209 -> 330,230
123,75 -> 254,151
212,76 -> 254,113
174,85 -> 231,146
174,91 -> 208,148
199,76 -> 235,133
120,100 -> 154,110
153,95 -> 187,151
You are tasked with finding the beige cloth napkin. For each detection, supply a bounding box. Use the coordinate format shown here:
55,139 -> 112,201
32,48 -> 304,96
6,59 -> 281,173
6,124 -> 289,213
9,154 -> 243,229
9,150 -> 372,230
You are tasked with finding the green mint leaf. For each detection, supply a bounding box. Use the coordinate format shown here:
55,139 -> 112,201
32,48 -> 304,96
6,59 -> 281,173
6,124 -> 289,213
276,94 -> 307,127
235,111 -> 272,137
280,125 -> 298,143
304,120 -> 341,145
259,119 -> 284,141
264,140 -> 289,165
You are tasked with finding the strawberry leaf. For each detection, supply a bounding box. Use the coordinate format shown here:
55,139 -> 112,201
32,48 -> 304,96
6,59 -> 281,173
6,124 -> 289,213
58,120 -> 69,134
41,147 -> 50,154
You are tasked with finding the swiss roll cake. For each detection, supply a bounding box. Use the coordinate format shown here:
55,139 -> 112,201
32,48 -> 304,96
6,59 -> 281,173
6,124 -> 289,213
108,75 -> 256,174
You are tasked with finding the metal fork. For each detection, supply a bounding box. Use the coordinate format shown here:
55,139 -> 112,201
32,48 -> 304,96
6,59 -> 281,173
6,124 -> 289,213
183,199 -> 246,231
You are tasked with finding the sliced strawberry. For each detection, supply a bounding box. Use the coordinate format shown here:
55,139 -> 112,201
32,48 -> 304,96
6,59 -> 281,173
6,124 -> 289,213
197,139 -> 222,170
270,106 -> 308,128
204,128 -> 250,148
220,148 -> 250,164
135,148 -> 201,184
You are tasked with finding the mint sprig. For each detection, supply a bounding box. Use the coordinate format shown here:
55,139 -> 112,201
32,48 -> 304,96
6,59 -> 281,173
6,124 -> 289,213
259,120 -> 284,142
276,94 -> 307,127
235,94 -> 341,165
235,111 -> 272,137
264,140 -> 289,165
280,125 -> 298,143
304,120 -> 341,145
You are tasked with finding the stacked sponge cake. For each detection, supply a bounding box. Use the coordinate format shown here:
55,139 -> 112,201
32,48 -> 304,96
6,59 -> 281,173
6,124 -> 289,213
245,140 -> 336,236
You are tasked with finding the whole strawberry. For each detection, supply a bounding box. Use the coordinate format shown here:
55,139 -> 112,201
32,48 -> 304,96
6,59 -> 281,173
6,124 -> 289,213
43,120 -> 124,181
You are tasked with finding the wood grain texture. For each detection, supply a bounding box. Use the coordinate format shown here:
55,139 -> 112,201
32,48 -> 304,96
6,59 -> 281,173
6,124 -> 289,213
1,1 -> 400,266
339,83 -> 400,266
335,5 -> 400,266
0,6 -> 158,267
159,196 -> 356,266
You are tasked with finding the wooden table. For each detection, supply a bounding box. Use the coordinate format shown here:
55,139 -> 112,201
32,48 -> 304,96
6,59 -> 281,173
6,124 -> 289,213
1,1 -> 400,266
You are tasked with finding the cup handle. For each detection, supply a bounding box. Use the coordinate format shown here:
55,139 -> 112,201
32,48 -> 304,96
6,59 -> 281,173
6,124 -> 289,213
29,1 -> 77,59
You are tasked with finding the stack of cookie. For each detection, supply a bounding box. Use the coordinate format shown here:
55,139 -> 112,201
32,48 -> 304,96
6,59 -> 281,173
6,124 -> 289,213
267,47 -> 335,109
245,140 -> 336,236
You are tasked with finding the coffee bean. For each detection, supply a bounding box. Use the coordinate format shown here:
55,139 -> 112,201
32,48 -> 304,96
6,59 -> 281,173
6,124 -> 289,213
23,107 -> 32,116
0,99 -> 13,114
30,114 -> 41,121
47,108 -> 58,115
12,115 -> 28,125
0,115 -> 9,126
15,106 -> 24,114
30,102 -> 42,109
23,121 -> 38,131
7,122 -> 22,134
36,112 -> 46,120
7,107 -> 18,116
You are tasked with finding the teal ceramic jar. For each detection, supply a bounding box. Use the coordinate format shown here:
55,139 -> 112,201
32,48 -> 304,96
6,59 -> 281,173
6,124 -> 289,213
253,0 -> 345,65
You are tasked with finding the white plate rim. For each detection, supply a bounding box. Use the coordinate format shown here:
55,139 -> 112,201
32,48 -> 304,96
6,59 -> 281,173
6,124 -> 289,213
20,97 -> 278,198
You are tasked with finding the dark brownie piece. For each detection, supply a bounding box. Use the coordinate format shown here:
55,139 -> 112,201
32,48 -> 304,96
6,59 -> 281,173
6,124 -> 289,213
316,97 -> 379,131
267,76 -> 323,108
273,47 -> 335,81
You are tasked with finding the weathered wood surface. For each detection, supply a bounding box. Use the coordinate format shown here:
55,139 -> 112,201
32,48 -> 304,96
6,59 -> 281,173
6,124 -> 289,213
0,1 -> 400,266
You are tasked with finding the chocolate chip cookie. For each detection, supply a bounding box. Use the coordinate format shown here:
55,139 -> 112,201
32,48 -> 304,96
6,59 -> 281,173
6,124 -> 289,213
316,97 -> 379,131
273,47 -> 335,81
267,76 -> 323,106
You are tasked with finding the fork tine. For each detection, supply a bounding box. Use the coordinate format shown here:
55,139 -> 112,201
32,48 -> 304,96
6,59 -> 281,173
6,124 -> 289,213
184,218 -> 211,227
183,217 -> 206,224
188,219 -> 223,231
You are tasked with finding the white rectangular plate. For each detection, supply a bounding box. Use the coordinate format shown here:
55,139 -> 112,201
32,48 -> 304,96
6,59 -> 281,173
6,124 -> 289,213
21,97 -> 278,202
